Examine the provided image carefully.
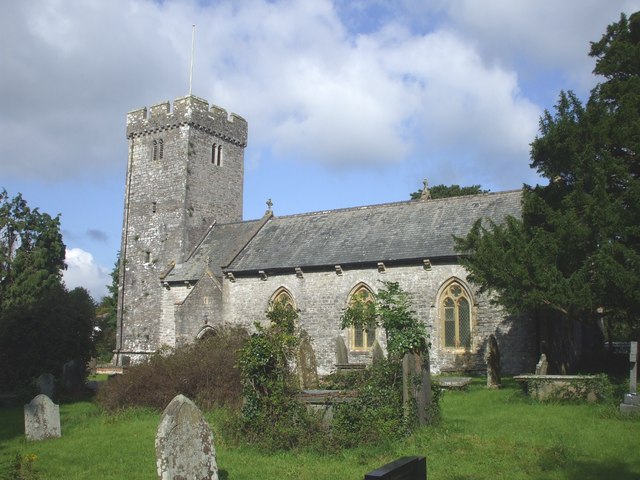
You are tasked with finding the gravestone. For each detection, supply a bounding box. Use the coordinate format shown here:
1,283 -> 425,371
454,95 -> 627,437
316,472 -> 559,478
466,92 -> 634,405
335,336 -> 349,365
364,456 -> 427,480
297,331 -> 319,389
156,394 -> 218,480
402,352 -> 432,426
535,353 -> 548,375
62,359 -> 84,392
372,340 -> 385,364
484,334 -> 501,389
24,394 -> 61,441
620,341 -> 639,415
36,373 -> 56,399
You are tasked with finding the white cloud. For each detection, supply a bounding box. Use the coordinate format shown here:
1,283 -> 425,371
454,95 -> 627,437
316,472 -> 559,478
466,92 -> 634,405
63,248 -> 111,301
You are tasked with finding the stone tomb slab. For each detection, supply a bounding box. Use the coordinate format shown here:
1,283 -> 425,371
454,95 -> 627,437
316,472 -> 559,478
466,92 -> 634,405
435,377 -> 473,390
24,394 -> 61,441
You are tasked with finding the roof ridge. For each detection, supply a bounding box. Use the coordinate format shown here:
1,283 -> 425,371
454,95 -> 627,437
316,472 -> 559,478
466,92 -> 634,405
266,188 -> 523,220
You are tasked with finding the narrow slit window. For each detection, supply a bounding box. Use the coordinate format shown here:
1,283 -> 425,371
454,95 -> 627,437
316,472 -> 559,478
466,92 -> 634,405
211,143 -> 217,164
217,145 -> 223,166
152,140 -> 158,161
145,251 -> 151,263
158,139 -> 164,159
152,202 -> 157,213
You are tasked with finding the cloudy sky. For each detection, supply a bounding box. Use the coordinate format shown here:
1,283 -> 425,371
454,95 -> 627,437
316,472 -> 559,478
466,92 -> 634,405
1,0 -> 637,300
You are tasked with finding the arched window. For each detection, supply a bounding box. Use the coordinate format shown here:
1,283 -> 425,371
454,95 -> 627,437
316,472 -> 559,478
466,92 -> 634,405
212,143 -> 223,166
440,281 -> 472,349
347,284 -> 376,351
269,287 -> 296,311
152,140 -> 158,161
158,139 -> 164,159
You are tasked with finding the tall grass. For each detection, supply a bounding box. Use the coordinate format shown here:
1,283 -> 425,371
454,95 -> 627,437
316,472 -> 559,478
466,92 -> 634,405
1,378 -> 638,479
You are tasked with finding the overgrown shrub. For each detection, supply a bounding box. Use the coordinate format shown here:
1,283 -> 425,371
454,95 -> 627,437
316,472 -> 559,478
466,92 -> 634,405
235,300 -> 326,450
95,326 -> 248,412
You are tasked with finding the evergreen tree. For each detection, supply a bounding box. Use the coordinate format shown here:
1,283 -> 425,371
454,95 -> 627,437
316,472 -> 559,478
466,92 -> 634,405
455,12 -> 640,366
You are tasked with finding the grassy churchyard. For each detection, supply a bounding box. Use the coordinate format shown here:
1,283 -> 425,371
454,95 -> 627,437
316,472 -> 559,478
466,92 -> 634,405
1,377 -> 638,480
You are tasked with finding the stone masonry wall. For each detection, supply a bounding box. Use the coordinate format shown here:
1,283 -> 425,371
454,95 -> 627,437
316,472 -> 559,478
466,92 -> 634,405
221,263 -> 536,376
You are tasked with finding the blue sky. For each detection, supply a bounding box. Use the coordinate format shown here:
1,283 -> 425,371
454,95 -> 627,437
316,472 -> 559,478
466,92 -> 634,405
1,0 -> 638,300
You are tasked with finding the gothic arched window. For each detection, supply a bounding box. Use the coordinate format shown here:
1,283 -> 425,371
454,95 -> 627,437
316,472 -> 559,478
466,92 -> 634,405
440,281 -> 472,349
269,287 -> 296,311
347,284 -> 376,351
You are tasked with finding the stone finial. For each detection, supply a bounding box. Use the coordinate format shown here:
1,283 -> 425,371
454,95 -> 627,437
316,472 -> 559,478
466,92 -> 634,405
266,198 -> 273,213
419,179 -> 432,200
156,394 -> 218,480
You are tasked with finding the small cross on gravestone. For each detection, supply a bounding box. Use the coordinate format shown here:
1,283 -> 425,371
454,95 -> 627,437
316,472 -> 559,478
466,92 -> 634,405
155,394 -> 218,480
24,394 -> 61,441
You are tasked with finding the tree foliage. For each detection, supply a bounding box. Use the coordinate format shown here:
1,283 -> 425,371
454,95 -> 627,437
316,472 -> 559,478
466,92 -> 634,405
410,183 -> 488,200
0,190 -> 95,392
456,12 -> 640,341
341,281 -> 429,359
94,256 -> 119,362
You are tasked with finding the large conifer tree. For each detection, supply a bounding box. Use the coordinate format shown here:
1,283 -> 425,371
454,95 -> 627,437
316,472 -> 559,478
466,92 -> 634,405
456,12 -> 640,366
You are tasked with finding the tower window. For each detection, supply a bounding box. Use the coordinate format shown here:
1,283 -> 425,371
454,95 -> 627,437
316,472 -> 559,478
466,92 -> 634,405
145,251 -> 151,263
152,140 -> 158,161
152,202 -> 157,213
158,139 -> 164,160
212,143 -> 223,166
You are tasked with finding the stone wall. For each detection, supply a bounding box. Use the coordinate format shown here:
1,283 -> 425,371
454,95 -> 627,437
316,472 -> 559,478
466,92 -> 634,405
221,262 -> 536,375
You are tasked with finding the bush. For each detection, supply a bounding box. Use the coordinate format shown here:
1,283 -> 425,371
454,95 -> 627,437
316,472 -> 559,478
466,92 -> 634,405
95,327 -> 248,412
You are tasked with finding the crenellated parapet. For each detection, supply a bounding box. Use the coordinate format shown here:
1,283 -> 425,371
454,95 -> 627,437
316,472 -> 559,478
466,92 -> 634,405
126,95 -> 248,147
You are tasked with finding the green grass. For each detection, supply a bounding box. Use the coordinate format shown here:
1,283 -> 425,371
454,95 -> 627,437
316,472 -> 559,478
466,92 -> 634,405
1,379 -> 638,479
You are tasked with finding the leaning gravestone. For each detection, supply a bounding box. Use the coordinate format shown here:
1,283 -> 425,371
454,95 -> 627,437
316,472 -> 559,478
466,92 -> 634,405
335,336 -> 349,365
156,394 -> 218,480
371,340 -> 385,364
484,334 -> 501,389
62,359 -> 84,392
24,394 -> 61,441
297,331 -> 319,389
36,373 -> 56,399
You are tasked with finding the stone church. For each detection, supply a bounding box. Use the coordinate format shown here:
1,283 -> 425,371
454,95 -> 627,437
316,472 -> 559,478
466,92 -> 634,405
115,94 -> 536,376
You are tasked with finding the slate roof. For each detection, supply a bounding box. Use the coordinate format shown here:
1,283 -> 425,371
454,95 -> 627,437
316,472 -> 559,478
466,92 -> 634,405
163,218 -> 265,282
228,190 -> 521,273
165,190 -> 521,282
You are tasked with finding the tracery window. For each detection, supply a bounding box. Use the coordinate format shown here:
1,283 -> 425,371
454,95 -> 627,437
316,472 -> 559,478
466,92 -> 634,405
441,281 -> 472,349
347,285 -> 376,351
270,288 -> 296,311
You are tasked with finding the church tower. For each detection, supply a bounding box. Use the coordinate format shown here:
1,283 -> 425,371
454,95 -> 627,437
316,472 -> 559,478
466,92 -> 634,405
115,95 -> 247,364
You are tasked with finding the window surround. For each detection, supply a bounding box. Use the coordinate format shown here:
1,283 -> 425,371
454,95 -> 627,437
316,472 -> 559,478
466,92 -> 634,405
346,283 -> 377,352
438,279 -> 474,351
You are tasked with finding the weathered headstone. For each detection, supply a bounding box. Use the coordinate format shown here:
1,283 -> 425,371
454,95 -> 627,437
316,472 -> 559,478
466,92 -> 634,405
484,334 -> 501,389
24,394 -> 61,441
62,359 -> 84,392
535,353 -> 548,375
156,394 -> 218,480
402,352 -> 432,426
36,373 -> 56,399
297,331 -> 319,389
620,341 -> 639,415
371,340 -> 385,364
335,336 -> 349,365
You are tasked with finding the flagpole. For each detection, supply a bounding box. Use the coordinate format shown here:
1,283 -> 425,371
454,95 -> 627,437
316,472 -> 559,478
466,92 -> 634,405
189,25 -> 195,96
